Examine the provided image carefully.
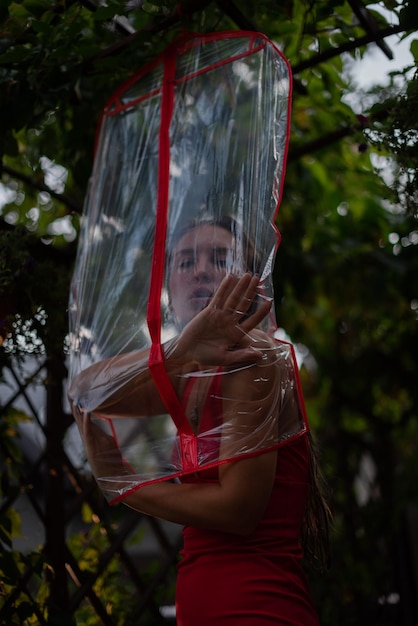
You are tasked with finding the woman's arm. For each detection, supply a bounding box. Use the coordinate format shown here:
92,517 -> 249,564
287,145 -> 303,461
75,273 -> 279,533
124,450 -> 278,536
68,346 -> 169,417
69,273 -> 271,417
78,345 -> 280,535
126,357 -> 280,535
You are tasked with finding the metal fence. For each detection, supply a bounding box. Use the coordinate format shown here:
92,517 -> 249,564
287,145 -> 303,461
0,353 -> 182,625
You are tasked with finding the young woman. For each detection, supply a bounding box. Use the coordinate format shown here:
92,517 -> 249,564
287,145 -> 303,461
69,220 -> 331,625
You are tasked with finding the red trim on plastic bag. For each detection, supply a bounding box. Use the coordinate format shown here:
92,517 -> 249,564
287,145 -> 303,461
92,30 -> 294,478
94,31 -> 292,149
107,432 -> 308,505
146,48 -> 196,471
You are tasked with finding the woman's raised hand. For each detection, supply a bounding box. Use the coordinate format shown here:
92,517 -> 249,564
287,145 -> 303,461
173,273 -> 272,367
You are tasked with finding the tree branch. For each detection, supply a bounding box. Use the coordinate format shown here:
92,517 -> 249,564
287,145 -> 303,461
347,0 -> 393,59
84,0 -> 213,65
288,126 -> 361,162
215,0 -> 258,32
291,23 -> 405,75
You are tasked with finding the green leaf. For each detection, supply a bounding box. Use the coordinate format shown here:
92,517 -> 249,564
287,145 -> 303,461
93,5 -> 119,21
399,2 -> 418,30
410,38 -> 418,63
0,519 -> 13,549
0,547 -> 23,581
31,18 -> 53,34
0,45 -> 34,63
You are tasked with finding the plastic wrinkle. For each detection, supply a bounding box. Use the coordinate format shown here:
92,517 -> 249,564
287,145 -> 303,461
68,31 -> 300,503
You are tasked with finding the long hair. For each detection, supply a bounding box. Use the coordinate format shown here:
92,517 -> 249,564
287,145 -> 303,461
302,430 -> 333,571
169,217 -> 332,567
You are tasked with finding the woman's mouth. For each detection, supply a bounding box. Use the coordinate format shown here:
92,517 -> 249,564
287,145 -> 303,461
189,288 -> 213,307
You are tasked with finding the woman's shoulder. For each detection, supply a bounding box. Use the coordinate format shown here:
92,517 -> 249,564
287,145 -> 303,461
248,330 -> 295,372
223,330 -> 287,389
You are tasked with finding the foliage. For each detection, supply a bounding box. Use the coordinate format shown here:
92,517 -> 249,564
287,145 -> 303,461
275,154 -> 418,620
0,401 -> 176,625
64,500 -> 177,625
0,406 -> 49,625
366,67 -> 418,216
0,0 -> 418,624
68,504 -> 147,625
0,224 -> 73,354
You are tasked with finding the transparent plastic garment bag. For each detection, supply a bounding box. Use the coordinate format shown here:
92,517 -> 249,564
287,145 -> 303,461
68,31 -> 308,504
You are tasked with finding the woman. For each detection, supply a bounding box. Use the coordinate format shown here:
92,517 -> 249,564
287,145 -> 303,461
69,219 -> 331,625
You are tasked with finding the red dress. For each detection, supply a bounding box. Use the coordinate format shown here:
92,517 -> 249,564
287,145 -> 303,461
175,376 -> 320,626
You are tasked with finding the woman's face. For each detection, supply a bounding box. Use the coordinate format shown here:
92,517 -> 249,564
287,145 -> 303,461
168,225 -> 240,327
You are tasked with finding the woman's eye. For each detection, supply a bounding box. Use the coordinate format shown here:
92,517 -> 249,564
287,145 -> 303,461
178,258 -> 195,270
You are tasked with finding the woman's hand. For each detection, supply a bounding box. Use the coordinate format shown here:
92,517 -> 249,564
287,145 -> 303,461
171,273 -> 272,367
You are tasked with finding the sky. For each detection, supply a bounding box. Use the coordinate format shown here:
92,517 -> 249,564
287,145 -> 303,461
347,0 -> 415,90
350,31 -> 415,88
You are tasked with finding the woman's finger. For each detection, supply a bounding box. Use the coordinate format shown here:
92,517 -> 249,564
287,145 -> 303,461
240,297 -> 272,332
210,273 -> 241,309
227,274 -> 261,319
213,273 -> 256,315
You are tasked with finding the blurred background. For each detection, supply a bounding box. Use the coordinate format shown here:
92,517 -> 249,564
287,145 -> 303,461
1,1 -> 417,624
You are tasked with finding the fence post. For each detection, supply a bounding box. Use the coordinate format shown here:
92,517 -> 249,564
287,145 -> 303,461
44,353 -> 74,625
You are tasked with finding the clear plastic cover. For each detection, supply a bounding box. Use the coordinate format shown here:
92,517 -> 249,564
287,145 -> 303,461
68,31 -> 306,504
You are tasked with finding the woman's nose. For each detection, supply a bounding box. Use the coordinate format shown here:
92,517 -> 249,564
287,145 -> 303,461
193,257 -> 211,281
